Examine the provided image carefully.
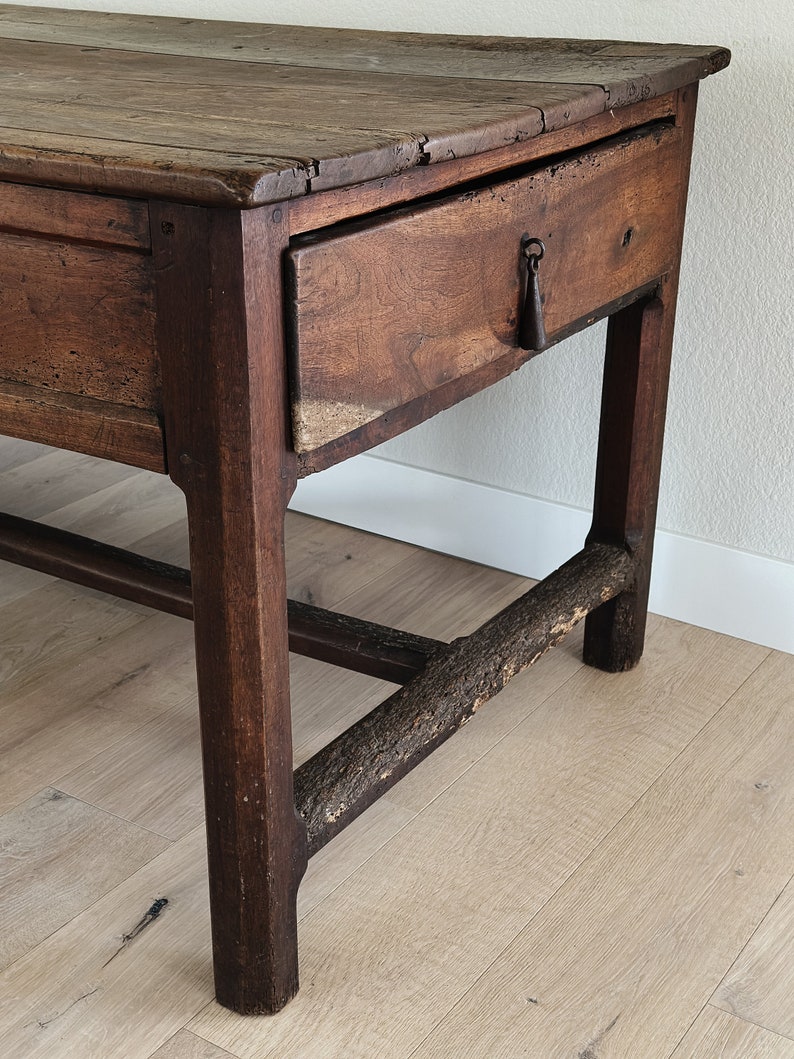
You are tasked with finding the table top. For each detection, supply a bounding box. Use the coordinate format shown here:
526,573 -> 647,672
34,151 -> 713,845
0,4 -> 729,207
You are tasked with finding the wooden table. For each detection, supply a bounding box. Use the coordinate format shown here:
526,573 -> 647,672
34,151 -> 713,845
0,5 -> 729,1015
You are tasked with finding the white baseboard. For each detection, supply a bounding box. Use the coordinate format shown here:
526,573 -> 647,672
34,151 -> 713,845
291,453 -> 794,655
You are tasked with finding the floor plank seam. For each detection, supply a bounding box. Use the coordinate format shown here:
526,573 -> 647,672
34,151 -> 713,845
704,1003 -> 794,1046
404,647 -> 788,1059
665,999 -> 712,1058
706,869 -> 794,1011
186,1023 -> 246,1059
0,797 -> 177,979
49,786 -> 184,844
290,512 -> 425,611
375,653 -> 585,820
296,801 -> 419,922
3,440 -> 789,1056
398,737 -> 667,1057
579,641 -> 777,847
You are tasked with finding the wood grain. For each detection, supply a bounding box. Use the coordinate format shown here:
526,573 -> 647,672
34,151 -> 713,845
0,612 -> 196,814
585,86 -> 698,672
294,277 -> 661,477
153,202 -> 307,1014
409,649 -> 792,1059
0,7 -> 730,87
0,578 -> 144,701
0,436 -> 51,473
0,9 -> 734,1029
0,445 -> 138,521
710,653 -> 794,1036
288,92 -> 678,235
0,182 -> 150,248
0,827 -> 214,1059
0,231 -> 158,407
0,788 -> 168,972
285,510 -> 417,610
55,658 -> 387,843
0,447 -> 139,605
289,545 -> 538,767
670,1006 -> 794,1058
44,468 -> 184,550
0,5 -> 729,204
0,380 -> 166,471
0,500 -> 439,683
288,120 -> 683,451
0,466 -> 181,607
0,795 -> 419,1059
1,438 -> 788,1057
191,621 -> 767,1058
714,881 -> 794,1036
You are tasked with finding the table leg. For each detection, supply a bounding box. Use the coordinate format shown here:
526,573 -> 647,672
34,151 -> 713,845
584,85 -> 699,673
583,286 -> 676,672
152,202 -> 307,1014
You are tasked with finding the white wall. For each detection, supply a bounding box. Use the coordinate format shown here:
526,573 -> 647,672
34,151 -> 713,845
13,0 -> 793,649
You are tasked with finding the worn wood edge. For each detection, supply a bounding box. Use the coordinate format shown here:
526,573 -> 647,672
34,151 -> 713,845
0,117 -> 545,208
289,93 -> 677,235
0,379 -> 166,471
0,128 -> 310,208
0,105 -> 718,211
295,279 -> 662,476
294,542 -> 636,855
0,509 -> 443,682
0,106 -> 667,209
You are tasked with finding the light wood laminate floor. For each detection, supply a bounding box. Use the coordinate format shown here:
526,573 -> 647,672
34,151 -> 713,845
0,438 -> 792,1059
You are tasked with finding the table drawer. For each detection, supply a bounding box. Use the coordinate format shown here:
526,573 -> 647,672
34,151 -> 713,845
287,120 -> 685,455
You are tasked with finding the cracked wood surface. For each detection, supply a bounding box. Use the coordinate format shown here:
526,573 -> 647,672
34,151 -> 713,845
0,4 -> 729,205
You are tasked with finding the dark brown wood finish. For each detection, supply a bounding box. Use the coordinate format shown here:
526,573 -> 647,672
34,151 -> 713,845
286,599 -> 439,683
0,8 -> 729,1018
0,231 -> 158,404
0,181 -> 151,247
0,510 -> 441,683
150,202 -> 307,1015
0,380 -> 166,470
583,86 -> 699,671
0,509 -> 192,616
0,179 -> 163,469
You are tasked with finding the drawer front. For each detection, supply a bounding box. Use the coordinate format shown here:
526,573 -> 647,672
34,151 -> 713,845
287,121 -> 685,454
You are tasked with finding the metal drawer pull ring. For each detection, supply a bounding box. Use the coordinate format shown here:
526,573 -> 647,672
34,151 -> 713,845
519,235 -> 548,351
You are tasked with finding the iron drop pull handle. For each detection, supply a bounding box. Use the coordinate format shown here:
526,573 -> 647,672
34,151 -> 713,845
518,236 -> 548,351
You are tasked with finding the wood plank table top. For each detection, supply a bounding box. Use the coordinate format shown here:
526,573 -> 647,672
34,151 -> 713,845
0,4 -> 729,206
